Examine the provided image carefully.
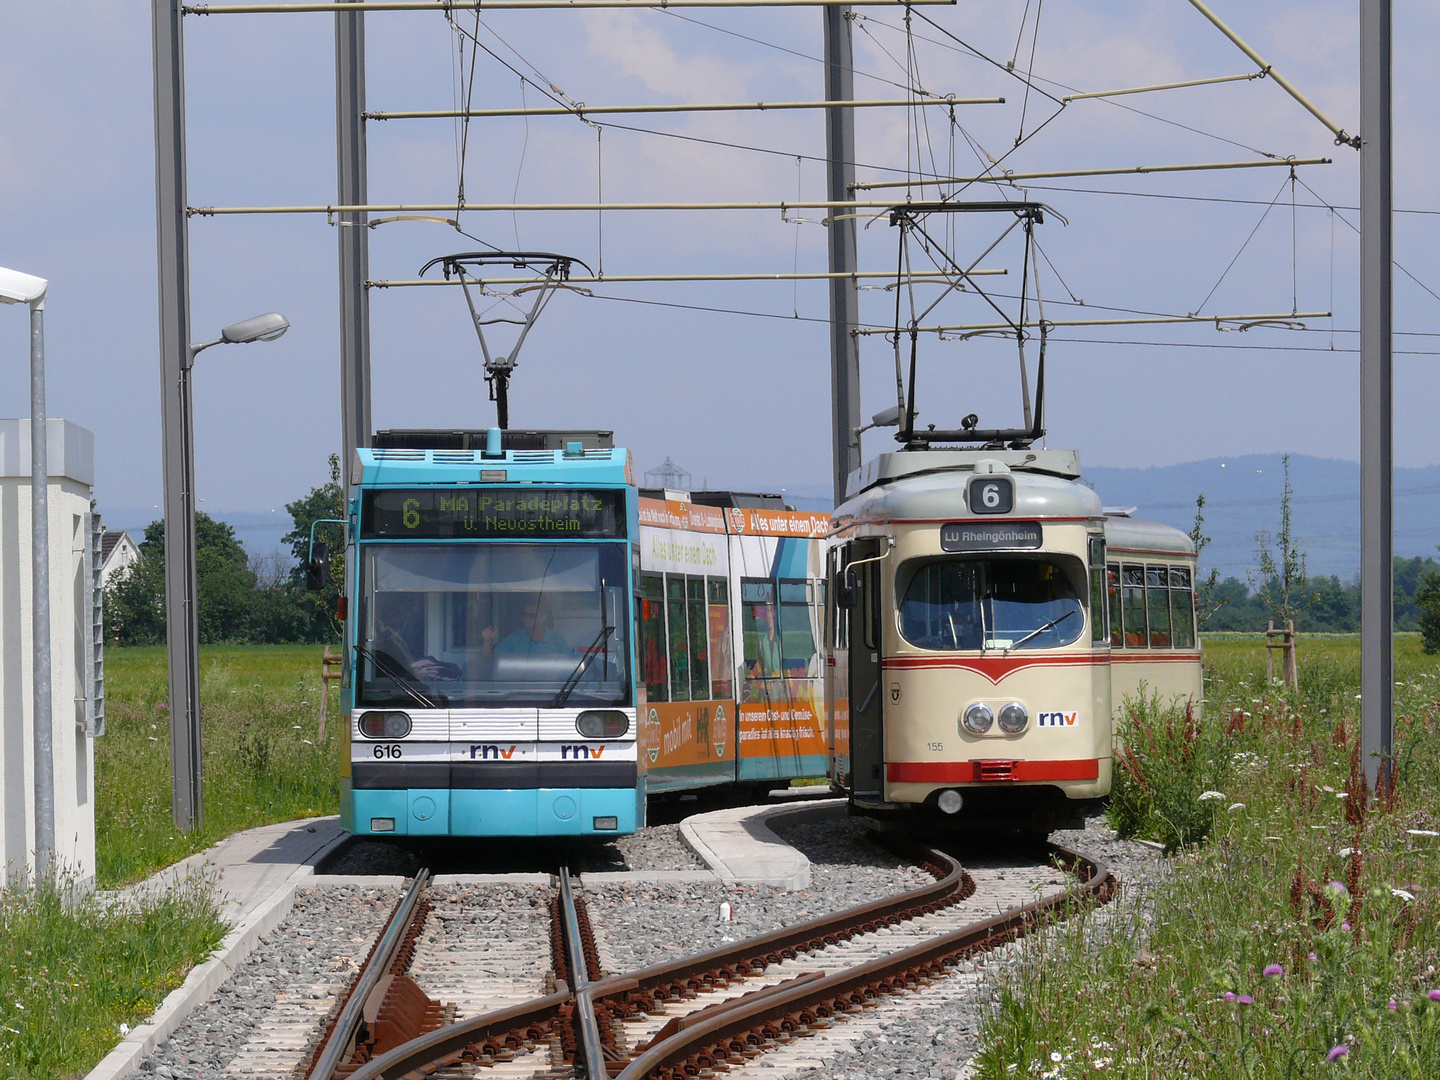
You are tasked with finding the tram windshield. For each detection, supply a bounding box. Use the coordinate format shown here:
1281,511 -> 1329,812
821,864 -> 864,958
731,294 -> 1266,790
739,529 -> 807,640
898,557 -> 1085,651
357,542 -> 631,708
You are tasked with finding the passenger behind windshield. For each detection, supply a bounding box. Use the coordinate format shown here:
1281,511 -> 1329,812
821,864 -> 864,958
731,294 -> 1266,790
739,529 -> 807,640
481,594 -> 572,657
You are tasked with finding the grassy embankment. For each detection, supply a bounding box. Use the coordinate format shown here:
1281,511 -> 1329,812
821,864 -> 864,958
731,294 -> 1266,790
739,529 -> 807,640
976,634 -> 1440,1077
98,644 -> 342,886
0,646 -> 340,1079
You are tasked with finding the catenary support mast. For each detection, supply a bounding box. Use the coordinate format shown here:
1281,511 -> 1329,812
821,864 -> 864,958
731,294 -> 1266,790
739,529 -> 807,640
1360,0 -> 1392,789
337,1 -> 372,476
824,5 -> 861,506
152,0 -> 204,831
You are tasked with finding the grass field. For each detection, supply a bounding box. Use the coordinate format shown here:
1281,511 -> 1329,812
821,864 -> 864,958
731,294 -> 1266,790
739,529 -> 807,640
976,632 -> 1440,1078
97,645 -> 341,887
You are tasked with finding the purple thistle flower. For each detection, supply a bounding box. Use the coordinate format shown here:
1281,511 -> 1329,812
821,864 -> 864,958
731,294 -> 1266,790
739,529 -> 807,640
1341,922 -> 1352,932
1327,1045 -> 1349,1063
1224,992 -> 1236,1002
1388,999 -> 1399,1011
1238,994 -> 1254,1006
1263,964 -> 1284,978
1308,952 -> 1319,961
1429,989 -> 1440,1002
1327,881 -> 1349,895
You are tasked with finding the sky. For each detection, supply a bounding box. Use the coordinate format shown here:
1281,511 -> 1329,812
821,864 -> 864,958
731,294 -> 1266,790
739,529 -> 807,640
2,1 -> 1439,530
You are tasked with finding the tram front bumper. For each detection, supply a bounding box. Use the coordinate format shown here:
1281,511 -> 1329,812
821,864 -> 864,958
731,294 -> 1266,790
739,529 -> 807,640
344,780 -> 639,837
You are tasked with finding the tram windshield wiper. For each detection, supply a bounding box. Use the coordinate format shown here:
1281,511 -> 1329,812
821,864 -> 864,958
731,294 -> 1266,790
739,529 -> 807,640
551,625 -> 615,709
1003,609 -> 1077,655
353,642 -> 440,710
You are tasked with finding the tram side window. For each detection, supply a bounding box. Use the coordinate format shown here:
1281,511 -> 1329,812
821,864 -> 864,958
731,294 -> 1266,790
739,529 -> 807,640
1107,564 -> 1122,648
1121,565 -> 1147,648
1089,538 -> 1107,644
1170,567 -> 1197,649
639,573 -> 667,702
779,579 -> 818,678
741,579 -> 782,681
1146,565 -> 1172,648
687,577 -> 710,699
667,575 -> 690,701
708,578 -> 733,699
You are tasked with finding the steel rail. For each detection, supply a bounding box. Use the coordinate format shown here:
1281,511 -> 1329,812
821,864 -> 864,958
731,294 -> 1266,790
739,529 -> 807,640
560,868 -> 610,1080
367,97 -> 1001,121
185,1 -> 957,13
851,155 -> 1333,191
307,868 -> 431,1080
614,844 -> 1113,1079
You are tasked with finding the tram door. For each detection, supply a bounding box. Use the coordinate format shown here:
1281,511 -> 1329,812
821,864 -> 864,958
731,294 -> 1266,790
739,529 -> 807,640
844,539 -> 885,803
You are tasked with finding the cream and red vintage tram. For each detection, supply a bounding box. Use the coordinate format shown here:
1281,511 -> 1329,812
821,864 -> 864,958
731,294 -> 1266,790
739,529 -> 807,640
824,447 -> 1202,832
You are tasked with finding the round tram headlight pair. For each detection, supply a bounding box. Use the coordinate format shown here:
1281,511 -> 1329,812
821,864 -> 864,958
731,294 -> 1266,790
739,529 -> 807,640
577,710 -> 630,739
997,702 -> 1029,734
961,703 -> 993,735
359,710 -> 411,739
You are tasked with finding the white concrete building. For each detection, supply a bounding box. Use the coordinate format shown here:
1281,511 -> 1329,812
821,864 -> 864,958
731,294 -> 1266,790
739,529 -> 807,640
0,418 -> 101,889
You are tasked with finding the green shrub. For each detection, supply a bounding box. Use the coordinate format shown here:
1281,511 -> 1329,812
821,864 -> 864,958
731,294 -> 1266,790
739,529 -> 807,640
1108,692 -> 1232,852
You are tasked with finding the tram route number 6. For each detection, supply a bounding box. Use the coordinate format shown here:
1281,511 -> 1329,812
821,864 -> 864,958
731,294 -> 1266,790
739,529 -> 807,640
968,475 -> 1013,515
372,743 -> 403,759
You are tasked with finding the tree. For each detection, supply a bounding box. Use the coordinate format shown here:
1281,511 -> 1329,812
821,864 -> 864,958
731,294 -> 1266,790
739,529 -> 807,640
1419,557 -> 1440,654
137,512 -> 258,643
282,453 -> 346,641
1189,493 -> 1227,625
103,548 -> 166,645
1249,455 -> 1311,687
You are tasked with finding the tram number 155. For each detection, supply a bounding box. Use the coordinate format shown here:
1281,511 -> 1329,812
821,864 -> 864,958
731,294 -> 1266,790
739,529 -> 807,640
372,743 -> 403,759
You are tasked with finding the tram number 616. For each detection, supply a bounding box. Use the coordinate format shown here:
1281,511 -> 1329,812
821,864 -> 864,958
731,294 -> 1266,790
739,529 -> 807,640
372,743 -> 403,759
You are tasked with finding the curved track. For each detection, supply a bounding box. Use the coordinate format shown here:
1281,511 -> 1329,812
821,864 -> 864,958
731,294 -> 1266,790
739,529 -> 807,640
303,839 -> 1113,1080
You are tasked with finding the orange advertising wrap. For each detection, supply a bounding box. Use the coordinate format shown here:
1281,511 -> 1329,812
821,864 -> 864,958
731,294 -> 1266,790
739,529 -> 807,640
737,684 -> 828,763
639,700 -> 735,771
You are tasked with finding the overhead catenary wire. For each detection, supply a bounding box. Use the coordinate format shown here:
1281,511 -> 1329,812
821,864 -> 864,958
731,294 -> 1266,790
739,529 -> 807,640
852,156 -> 1332,191
367,96 -> 1003,121
190,198 -> 1053,215
183,0 -> 958,12
367,268 -> 1009,288
854,311 -> 1332,337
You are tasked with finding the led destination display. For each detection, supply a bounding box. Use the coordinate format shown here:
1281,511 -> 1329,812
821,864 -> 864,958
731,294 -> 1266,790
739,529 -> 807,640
940,520 -> 1042,552
362,487 -> 626,540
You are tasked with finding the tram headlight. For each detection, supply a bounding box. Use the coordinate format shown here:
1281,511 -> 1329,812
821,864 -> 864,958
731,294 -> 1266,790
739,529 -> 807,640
577,710 -> 630,738
961,703 -> 994,735
359,711 -> 411,739
998,702 -> 1029,734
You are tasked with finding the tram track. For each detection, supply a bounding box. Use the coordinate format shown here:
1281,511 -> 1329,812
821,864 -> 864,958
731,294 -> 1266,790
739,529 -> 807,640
300,838 -> 1112,1080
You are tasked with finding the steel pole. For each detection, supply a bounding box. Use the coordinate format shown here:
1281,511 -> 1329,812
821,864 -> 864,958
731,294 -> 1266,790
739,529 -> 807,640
29,303 -> 55,880
336,2 -> 372,474
1360,0 -> 1393,790
153,0 -> 204,830
824,5 -> 862,507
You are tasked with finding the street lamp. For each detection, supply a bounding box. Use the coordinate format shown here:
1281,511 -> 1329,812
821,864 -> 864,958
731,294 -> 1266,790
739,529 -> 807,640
165,311 -> 289,832
0,266 -> 55,880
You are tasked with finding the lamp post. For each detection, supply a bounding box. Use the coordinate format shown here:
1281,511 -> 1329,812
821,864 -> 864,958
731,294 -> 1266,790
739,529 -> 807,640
0,266 -> 55,880
165,312 -> 289,832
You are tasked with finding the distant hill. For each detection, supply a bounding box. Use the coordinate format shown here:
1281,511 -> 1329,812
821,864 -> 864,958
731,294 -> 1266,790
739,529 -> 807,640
1083,454 -> 1440,582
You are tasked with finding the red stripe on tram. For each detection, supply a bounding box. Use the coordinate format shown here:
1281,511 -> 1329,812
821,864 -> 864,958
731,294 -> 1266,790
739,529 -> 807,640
886,758 -> 1101,783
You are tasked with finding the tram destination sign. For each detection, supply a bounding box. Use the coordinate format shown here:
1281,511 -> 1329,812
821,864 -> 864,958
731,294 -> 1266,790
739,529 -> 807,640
362,487 -> 625,540
940,520 -> 1043,552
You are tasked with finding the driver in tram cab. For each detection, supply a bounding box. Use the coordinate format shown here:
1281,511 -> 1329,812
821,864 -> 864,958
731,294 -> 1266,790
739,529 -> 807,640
481,594 -> 572,657
372,594 -> 456,681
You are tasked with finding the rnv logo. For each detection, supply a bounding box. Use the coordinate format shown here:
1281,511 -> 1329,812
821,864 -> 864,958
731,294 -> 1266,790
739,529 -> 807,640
469,744 -> 517,759
1037,712 -> 1078,727
561,745 -> 606,759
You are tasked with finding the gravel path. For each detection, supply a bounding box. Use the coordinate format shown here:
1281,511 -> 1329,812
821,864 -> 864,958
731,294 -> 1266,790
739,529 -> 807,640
138,884 -> 401,1080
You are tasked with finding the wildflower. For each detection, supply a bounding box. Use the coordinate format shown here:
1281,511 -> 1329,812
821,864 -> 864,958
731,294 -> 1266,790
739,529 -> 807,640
1051,1052 -> 1063,1063
1264,964 -> 1284,978
1228,803 -> 1246,813
1341,923 -> 1352,932
119,1023 -> 131,1036
1407,829 -> 1440,838
1198,790 -> 1226,802
1308,953 -> 1318,961
1328,1045 -> 1350,1063
1326,881 -> 1349,896
1237,995 -> 1254,1006
1224,992 -> 1236,1002
1388,999 -> 1399,1011
1391,888 -> 1415,902
1429,989 -> 1440,1002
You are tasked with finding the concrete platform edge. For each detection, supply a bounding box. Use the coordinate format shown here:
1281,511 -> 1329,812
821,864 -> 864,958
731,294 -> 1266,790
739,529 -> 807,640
679,798 -> 847,891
